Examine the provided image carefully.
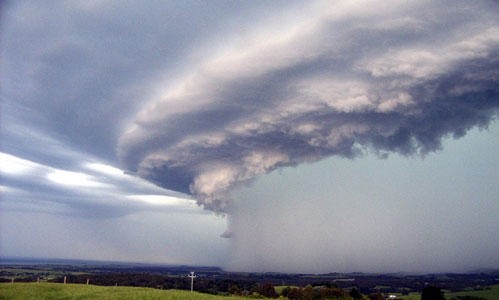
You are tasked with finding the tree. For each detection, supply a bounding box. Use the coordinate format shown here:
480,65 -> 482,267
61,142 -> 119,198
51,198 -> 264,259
350,287 -> 363,299
257,282 -> 278,298
286,287 -> 303,300
421,286 -> 445,300
302,285 -> 314,300
228,284 -> 241,295
369,292 -> 384,300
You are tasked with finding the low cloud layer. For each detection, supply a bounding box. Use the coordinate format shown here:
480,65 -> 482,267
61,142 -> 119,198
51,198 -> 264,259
118,1 -> 499,212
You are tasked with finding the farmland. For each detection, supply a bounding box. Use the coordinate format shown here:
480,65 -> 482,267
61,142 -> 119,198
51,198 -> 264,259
397,284 -> 499,300
1,258 -> 498,299
2,282 -> 499,299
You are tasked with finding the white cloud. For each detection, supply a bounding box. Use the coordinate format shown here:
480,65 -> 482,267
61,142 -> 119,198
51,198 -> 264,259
0,152 -> 41,175
46,169 -> 107,188
84,162 -> 124,177
0,150 -> 204,216
126,194 -> 196,207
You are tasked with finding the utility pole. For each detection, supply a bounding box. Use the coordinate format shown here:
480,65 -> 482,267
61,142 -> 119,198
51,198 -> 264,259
188,272 -> 197,292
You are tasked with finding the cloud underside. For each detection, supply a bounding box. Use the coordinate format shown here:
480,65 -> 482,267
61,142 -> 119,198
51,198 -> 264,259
118,2 -> 499,212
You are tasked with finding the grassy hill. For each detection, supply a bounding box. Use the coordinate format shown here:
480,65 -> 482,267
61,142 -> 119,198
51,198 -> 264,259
0,282 -> 243,300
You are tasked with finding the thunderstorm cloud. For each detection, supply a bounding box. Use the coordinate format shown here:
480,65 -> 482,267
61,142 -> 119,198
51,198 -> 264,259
118,1 -> 499,212
2,0 -> 498,272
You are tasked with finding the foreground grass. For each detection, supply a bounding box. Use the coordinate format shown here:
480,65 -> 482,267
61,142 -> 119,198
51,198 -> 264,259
0,283 -> 243,300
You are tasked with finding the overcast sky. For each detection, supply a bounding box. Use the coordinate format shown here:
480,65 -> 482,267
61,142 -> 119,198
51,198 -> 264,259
1,0 -> 498,273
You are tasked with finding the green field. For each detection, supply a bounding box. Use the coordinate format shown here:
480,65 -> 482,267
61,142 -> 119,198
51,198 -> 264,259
398,285 -> 499,300
0,283 -> 244,300
445,285 -> 499,300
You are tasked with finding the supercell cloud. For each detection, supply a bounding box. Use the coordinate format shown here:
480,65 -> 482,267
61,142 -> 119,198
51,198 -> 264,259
2,0 -> 498,272
118,1 -> 499,212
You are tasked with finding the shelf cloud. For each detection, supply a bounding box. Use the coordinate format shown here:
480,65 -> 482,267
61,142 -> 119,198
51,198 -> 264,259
118,0 -> 499,213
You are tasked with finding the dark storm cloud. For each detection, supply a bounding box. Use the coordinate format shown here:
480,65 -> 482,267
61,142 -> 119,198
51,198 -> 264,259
2,0 -> 303,164
118,1 -> 499,211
